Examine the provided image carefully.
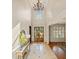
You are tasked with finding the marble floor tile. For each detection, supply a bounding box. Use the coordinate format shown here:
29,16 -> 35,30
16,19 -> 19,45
25,43 -> 57,59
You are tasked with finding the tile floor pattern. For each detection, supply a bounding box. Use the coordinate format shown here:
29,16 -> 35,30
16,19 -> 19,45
25,43 -> 57,59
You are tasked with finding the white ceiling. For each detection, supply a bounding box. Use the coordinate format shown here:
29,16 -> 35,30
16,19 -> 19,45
12,0 -> 66,28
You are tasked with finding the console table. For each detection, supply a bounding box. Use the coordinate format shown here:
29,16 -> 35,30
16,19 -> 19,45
16,42 -> 30,59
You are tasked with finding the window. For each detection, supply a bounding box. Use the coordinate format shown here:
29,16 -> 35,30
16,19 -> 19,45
50,24 -> 65,40
35,10 -> 44,20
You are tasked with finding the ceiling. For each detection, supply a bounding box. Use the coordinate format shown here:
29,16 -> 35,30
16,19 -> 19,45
12,0 -> 66,28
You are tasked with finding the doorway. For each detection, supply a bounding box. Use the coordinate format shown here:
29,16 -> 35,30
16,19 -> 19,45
29,26 -> 32,43
34,27 -> 44,42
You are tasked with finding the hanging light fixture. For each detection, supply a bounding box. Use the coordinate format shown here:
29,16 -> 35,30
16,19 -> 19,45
33,0 -> 44,10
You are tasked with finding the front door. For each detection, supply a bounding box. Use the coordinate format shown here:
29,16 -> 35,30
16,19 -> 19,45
34,27 -> 44,42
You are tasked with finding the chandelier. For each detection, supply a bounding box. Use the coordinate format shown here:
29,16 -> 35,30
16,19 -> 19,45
33,0 -> 44,10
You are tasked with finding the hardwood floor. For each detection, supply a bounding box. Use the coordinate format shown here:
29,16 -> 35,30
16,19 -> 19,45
49,42 -> 66,59
49,42 -> 66,48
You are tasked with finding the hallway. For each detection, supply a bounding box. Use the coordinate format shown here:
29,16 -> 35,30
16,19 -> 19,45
12,0 -> 66,59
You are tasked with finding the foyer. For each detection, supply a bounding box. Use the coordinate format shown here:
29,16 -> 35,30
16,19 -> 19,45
12,0 -> 66,59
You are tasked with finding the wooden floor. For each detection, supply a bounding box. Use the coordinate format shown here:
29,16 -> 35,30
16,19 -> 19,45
49,42 -> 66,59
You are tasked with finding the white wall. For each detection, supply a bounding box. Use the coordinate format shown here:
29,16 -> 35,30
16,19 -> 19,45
31,7 -> 66,44
12,0 -> 66,44
12,0 -> 31,49
12,0 -> 31,32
